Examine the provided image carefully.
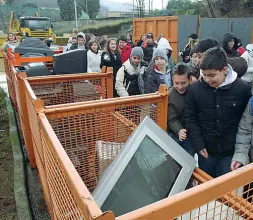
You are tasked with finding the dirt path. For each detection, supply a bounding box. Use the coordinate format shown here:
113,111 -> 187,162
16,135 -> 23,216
0,88 -> 17,219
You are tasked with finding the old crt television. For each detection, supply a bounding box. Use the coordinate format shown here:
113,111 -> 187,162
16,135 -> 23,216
92,116 -> 196,217
53,49 -> 87,74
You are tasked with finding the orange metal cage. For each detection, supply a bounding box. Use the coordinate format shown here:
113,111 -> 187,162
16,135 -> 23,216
34,85 -> 253,220
32,85 -> 169,219
16,67 -> 113,168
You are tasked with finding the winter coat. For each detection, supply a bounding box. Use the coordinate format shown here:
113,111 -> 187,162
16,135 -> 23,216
180,44 -> 191,63
168,86 -> 186,135
137,40 -> 144,47
69,32 -> 88,51
100,51 -> 122,97
241,48 -> 253,83
69,43 -> 87,51
232,98 -> 253,166
1,41 -> 19,52
223,33 -> 240,58
158,38 -> 173,51
238,45 -> 245,56
185,65 -> 251,157
115,59 -> 145,97
145,66 -> 172,94
118,45 -> 132,64
87,50 -> 101,73
127,40 -> 135,48
142,42 -> 156,63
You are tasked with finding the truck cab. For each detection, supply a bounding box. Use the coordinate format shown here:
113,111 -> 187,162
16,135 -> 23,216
19,17 -> 53,38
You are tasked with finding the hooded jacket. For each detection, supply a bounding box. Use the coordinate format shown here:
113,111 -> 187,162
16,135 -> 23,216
241,44 -> 253,82
185,65 -> 251,157
232,98 -> 253,166
157,38 -> 173,51
144,38 -> 175,84
115,59 -> 145,97
145,65 -> 172,94
200,57 -> 248,79
118,44 -> 132,64
87,50 -> 101,73
223,33 -> 240,58
69,32 -> 88,50
142,41 -> 156,63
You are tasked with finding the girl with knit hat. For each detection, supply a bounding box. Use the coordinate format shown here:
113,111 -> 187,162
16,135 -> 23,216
145,48 -> 172,93
115,47 -> 146,97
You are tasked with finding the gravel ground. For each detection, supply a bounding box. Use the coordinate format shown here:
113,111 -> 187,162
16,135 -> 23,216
15,112 -> 50,220
26,163 -> 50,220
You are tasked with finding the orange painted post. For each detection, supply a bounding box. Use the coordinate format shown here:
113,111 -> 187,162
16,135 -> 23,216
106,67 -> 114,98
157,84 -> 169,131
17,72 -> 37,168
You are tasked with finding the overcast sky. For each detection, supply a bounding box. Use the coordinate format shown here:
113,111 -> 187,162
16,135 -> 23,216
115,0 -> 164,9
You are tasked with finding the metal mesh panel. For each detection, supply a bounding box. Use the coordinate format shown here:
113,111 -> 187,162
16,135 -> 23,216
25,87 -> 44,165
28,73 -> 113,106
3,53 -> 17,108
41,125 -> 84,219
33,140 -> 53,217
176,184 -> 253,220
46,99 -> 165,192
39,114 -> 103,220
116,165 -> 253,220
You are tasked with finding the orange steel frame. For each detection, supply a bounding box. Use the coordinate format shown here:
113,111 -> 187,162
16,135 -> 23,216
4,50 -> 253,220
16,68 -> 113,169
31,85 -> 169,219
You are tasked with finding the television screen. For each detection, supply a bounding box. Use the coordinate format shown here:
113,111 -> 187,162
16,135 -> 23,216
101,135 -> 182,216
93,116 -> 196,217
53,49 -> 87,74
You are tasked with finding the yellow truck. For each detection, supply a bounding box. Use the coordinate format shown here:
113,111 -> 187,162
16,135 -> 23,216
9,11 -> 55,40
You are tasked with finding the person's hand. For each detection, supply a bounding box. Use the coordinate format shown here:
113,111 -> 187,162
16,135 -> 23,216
231,161 -> 242,171
178,129 -> 187,141
199,148 -> 209,158
179,51 -> 183,56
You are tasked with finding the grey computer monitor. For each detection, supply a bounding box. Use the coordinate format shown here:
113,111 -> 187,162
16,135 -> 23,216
92,116 -> 197,217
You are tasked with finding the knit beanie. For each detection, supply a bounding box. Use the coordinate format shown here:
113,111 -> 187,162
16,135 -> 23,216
152,48 -> 168,62
130,47 -> 144,58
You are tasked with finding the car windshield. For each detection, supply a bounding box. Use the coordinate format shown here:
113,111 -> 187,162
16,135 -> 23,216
24,19 -> 50,29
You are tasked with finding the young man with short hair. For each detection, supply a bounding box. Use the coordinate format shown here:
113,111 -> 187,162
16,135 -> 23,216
185,47 -> 251,177
142,32 -> 156,63
168,63 -> 199,157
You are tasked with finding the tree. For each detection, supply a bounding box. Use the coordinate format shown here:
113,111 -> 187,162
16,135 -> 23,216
166,0 -> 200,16
85,0 -> 100,20
135,0 -> 145,18
57,0 -> 83,21
57,0 -> 100,21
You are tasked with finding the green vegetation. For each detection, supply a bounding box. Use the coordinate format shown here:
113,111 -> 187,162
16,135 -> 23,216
54,19 -> 132,36
57,0 -> 100,21
153,0 -> 253,18
0,88 -> 17,220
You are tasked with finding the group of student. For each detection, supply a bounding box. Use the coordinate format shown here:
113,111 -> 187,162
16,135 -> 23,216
67,28 -> 253,178
169,36 -> 253,178
69,29 -> 253,179
2,28 -> 253,179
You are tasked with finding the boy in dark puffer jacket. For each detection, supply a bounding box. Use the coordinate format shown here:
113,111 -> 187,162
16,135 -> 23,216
142,33 -> 157,63
185,47 -> 251,178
